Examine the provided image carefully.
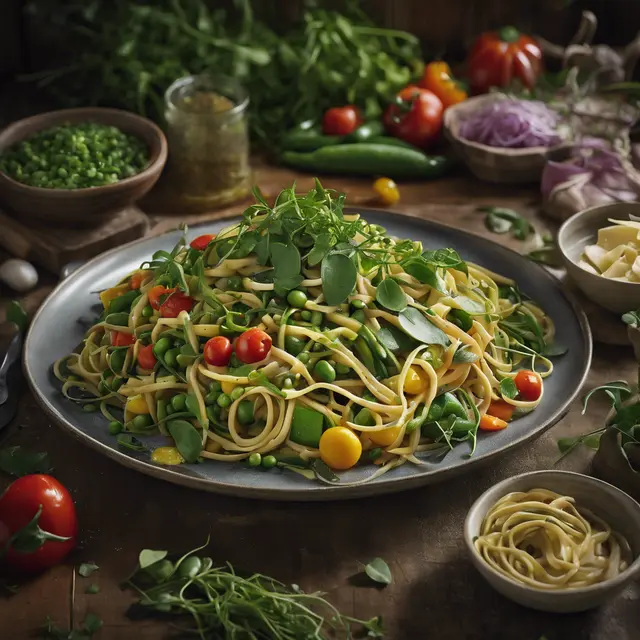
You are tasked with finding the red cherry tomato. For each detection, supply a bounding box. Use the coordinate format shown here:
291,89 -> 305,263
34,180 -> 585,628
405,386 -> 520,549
234,328 -> 272,364
0,475 -> 78,575
190,234 -> 216,251
147,285 -> 175,310
159,291 -> 195,318
322,106 -> 362,136
137,344 -> 157,370
110,331 -> 135,347
467,26 -> 543,94
514,370 -> 542,401
383,86 -> 443,148
203,336 -> 233,367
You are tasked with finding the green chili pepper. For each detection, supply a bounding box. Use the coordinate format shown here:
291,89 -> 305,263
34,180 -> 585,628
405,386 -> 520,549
358,326 -> 387,361
156,398 -> 167,423
281,144 -> 452,179
405,404 -> 428,433
354,337 -> 376,373
280,131 -> 342,152
366,135 -> 418,149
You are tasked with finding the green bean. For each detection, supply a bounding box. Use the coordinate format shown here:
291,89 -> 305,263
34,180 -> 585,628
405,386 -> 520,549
164,348 -> 179,367
230,387 -> 245,401
153,337 -> 172,358
171,394 -> 187,412
237,400 -> 254,425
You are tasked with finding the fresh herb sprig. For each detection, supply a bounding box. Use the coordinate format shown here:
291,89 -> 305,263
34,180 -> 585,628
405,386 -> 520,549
126,542 -> 384,638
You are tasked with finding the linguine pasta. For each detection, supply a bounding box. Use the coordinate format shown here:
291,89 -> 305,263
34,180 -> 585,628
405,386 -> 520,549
474,489 -> 630,589
55,182 -> 561,483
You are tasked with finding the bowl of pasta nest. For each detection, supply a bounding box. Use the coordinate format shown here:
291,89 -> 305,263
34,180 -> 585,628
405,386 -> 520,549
464,470 -> 640,612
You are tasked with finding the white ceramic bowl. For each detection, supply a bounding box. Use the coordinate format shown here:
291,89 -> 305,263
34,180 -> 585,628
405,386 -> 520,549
558,201 -> 640,314
464,470 -> 640,613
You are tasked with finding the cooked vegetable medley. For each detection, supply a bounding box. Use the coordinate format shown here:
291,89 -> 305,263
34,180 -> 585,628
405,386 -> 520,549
56,181 -> 564,484
0,122 -> 148,189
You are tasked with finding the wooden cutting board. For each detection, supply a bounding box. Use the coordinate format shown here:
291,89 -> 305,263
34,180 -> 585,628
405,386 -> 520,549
0,205 -> 150,274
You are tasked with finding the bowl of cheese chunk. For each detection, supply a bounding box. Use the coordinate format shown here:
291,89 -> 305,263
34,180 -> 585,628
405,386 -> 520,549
558,202 -> 640,313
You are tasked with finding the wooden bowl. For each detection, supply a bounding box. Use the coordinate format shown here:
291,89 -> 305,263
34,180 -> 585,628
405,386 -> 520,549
0,108 -> 167,227
443,94 -> 552,184
558,201 -> 640,314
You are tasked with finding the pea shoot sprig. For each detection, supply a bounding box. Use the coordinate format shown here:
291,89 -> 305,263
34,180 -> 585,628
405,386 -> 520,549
126,540 -> 385,638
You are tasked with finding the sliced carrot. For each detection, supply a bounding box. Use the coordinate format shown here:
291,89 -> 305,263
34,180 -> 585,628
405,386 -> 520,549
129,270 -> 151,290
479,414 -> 508,432
487,400 -> 515,422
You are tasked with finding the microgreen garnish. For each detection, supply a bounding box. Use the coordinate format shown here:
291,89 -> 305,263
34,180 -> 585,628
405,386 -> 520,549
126,541 -> 384,638
499,377 -> 519,400
44,613 -> 103,639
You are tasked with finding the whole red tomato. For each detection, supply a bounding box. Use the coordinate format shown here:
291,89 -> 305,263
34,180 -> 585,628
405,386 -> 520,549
384,86 -> 443,148
322,106 -> 362,136
159,291 -> 194,318
203,336 -> 233,367
235,328 -> 272,364
467,26 -> 543,94
514,370 -> 542,401
0,475 -> 78,574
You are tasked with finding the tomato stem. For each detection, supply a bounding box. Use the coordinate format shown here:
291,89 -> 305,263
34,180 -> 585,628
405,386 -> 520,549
1,505 -> 71,559
498,26 -> 520,43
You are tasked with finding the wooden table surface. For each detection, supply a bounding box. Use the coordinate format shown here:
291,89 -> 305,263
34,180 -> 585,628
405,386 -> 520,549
0,164 -> 638,640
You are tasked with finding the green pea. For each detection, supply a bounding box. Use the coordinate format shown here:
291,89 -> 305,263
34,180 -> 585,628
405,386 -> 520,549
262,455 -> 277,469
164,348 -> 179,367
82,403 -> 98,413
369,447 -> 383,460
209,380 -> 222,392
205,390 -> 220,406
217,393 -> 231,408
230,386 -> 245,401
153,337 -> 172,358
297,352 -> 310,364
287,290 -> 308,308
226,275 -> 243,291
141,305 -> 153,318
312,342 -> 324,352
248,452 -> 262,467
314,360 -> 336,383
283,377 -> 293,389
335,363 -> 350,375
176,556 -> 202,579
284,335 -> 305,356
237,400 -> 255,425
145,559 -> 174,582
108,420 -> 123,435
171,394 -> 187,412
300,310 -> 312,321
133,414 -> 153,430
310,311 -> 323,327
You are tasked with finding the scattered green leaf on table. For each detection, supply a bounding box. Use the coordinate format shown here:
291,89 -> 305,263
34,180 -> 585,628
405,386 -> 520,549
376,278 -> 407,312
478,206 -> 534,241
44,612 -> 103,639
6,300 -> 28,332
623,311 -> 640,328
364,557 -> 392,585
85,584 -> 100,595
139,549 -> 168,569
0,446 -> 52,477
78,562 -> 99,578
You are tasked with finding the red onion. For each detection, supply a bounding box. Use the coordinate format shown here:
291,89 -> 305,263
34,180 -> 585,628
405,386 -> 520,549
458,98 -> 562,148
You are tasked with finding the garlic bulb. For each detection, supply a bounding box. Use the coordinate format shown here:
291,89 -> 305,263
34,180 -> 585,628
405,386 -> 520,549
0,259 -> 38,293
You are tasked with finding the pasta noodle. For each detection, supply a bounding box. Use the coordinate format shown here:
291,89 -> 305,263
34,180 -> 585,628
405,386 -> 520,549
54,183 -> 561,482
474,489 -> 630,589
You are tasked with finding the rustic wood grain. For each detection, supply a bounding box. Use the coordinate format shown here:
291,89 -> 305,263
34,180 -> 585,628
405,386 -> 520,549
0,165 -> 637,639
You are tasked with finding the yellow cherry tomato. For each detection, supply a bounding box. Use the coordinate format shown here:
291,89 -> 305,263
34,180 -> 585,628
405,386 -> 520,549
319,427 -> 362,470
221,380 -> 236,395
127,394 -> 150,415
368,425 -> 403,447
99,283 -> 129,309
373,177 -> 400,206
403,366 -> 428,395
